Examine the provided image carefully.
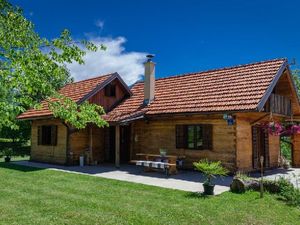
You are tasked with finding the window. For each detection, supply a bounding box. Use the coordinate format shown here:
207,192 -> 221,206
38,125 -> 57,146
176,124 -> 212,150
104,84 -> 116,97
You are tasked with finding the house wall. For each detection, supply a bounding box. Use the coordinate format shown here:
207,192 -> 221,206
89,79 -> 128,112
69,128 -> 89,163
91,127 -> 105,164
69,126 -> 105,165
31,119 -> 67,164
235,115 -> 252,171
235,113 -> 280,172
269,134 -> 280,168
130,114 -> 237,171
292,134 -> 300,167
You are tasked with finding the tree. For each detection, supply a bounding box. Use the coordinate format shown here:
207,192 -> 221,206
0,0 -> 108,130
292,69 -> 300,95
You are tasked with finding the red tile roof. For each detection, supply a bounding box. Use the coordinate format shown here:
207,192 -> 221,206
17,73 -> 114,120
105,59 -> 287,122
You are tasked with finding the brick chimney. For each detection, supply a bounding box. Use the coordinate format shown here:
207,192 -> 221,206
144,54 -> 155,105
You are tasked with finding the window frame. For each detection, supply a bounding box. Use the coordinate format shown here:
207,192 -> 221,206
38,125 -> 57,146
175,124 -> 212,150
104,84 -> 116,97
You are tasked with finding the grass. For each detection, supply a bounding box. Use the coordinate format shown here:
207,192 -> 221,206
0,163 -> 299,225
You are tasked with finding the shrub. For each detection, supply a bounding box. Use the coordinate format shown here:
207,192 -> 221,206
193,159 -> 229,185
275,176 -> 300,206
280,137 -> 292,161
3,147 -> 13,157
231,175 -> 300,207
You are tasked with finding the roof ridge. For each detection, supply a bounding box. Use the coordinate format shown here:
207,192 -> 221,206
155,58 -> 287,81
65,72 -> 116,86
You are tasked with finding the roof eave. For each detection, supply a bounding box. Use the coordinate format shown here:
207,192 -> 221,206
17,115 -> 54,121
256,60 -> 288,112
77,72 -> 132,104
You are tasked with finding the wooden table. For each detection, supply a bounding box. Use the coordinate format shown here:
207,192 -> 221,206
135,153 -> 185,175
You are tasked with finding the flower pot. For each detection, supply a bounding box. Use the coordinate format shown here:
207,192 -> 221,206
203,183 -> 215,195
4,156 -> 11,163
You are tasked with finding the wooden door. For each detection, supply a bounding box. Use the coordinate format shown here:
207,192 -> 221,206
120,125 -> 131,163
104,126 -> 115,163
252,126 -> 270,169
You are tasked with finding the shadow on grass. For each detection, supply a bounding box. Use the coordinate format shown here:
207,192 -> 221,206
185,192 -> 212,199
0,162 -> 45,172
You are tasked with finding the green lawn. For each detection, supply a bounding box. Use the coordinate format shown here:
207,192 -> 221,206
0,163 -> 299,225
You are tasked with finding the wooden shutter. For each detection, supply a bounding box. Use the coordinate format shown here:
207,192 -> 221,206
51,125 -> 57,146
176,125 -> 187,148
252,126 -> 259,169
37,126 -> 42,145
203,124 -> 213,150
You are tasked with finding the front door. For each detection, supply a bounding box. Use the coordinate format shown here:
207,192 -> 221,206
120,125 -> 131,163
252,126 -> 270,169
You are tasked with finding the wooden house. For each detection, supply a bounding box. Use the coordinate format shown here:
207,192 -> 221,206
17,58 -> 300,172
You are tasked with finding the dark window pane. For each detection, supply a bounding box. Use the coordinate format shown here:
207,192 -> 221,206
187,126 -> 195,148
175,124 -> 212,150
176,125 -> 186,148
105,84 -> 116,97
196,125 -> 203,148
39,125 -> 57,146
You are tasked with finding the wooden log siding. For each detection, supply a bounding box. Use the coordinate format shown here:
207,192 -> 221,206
236,113 -> 280,172
31,119 -> 67,164
69,126 -> 105,165
267,94 -> 292,116
292,134 -> 300,167
131,115 -> 236,171
252,127 -> 259,169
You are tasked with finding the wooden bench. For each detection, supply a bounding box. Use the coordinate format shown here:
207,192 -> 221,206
131,153 -> 185,175
130,160 -> 177,175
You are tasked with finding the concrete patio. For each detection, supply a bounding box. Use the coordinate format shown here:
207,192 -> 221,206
13,160 -> 232,194
251,167 -> 300,188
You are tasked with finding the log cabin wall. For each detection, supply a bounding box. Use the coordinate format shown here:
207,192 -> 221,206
69,128 -> 89,163
130,114 -> 237,171
31,119 -> 67,164
235,113 -> 280,172
292,134 -> 300,167
235,115 -> 252,171
91,126 -> 105,164
69,126 -> 105,165
268,134 -> 280,168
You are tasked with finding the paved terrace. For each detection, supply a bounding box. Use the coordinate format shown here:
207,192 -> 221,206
13,161 -> 232,194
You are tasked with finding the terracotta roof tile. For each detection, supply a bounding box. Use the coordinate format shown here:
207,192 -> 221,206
105,59 -> 286,121
17,73 -> 114,120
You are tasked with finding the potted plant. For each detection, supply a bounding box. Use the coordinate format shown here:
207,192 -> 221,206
193,159 -> 229,195
3,148 -> 13,162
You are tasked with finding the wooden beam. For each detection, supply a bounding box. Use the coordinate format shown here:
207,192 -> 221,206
250,113 -> 269,125
115,125 -> 120,168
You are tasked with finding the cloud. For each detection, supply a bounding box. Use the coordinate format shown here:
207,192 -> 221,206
66,36 -> 147,85
95,20 -> 104,30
